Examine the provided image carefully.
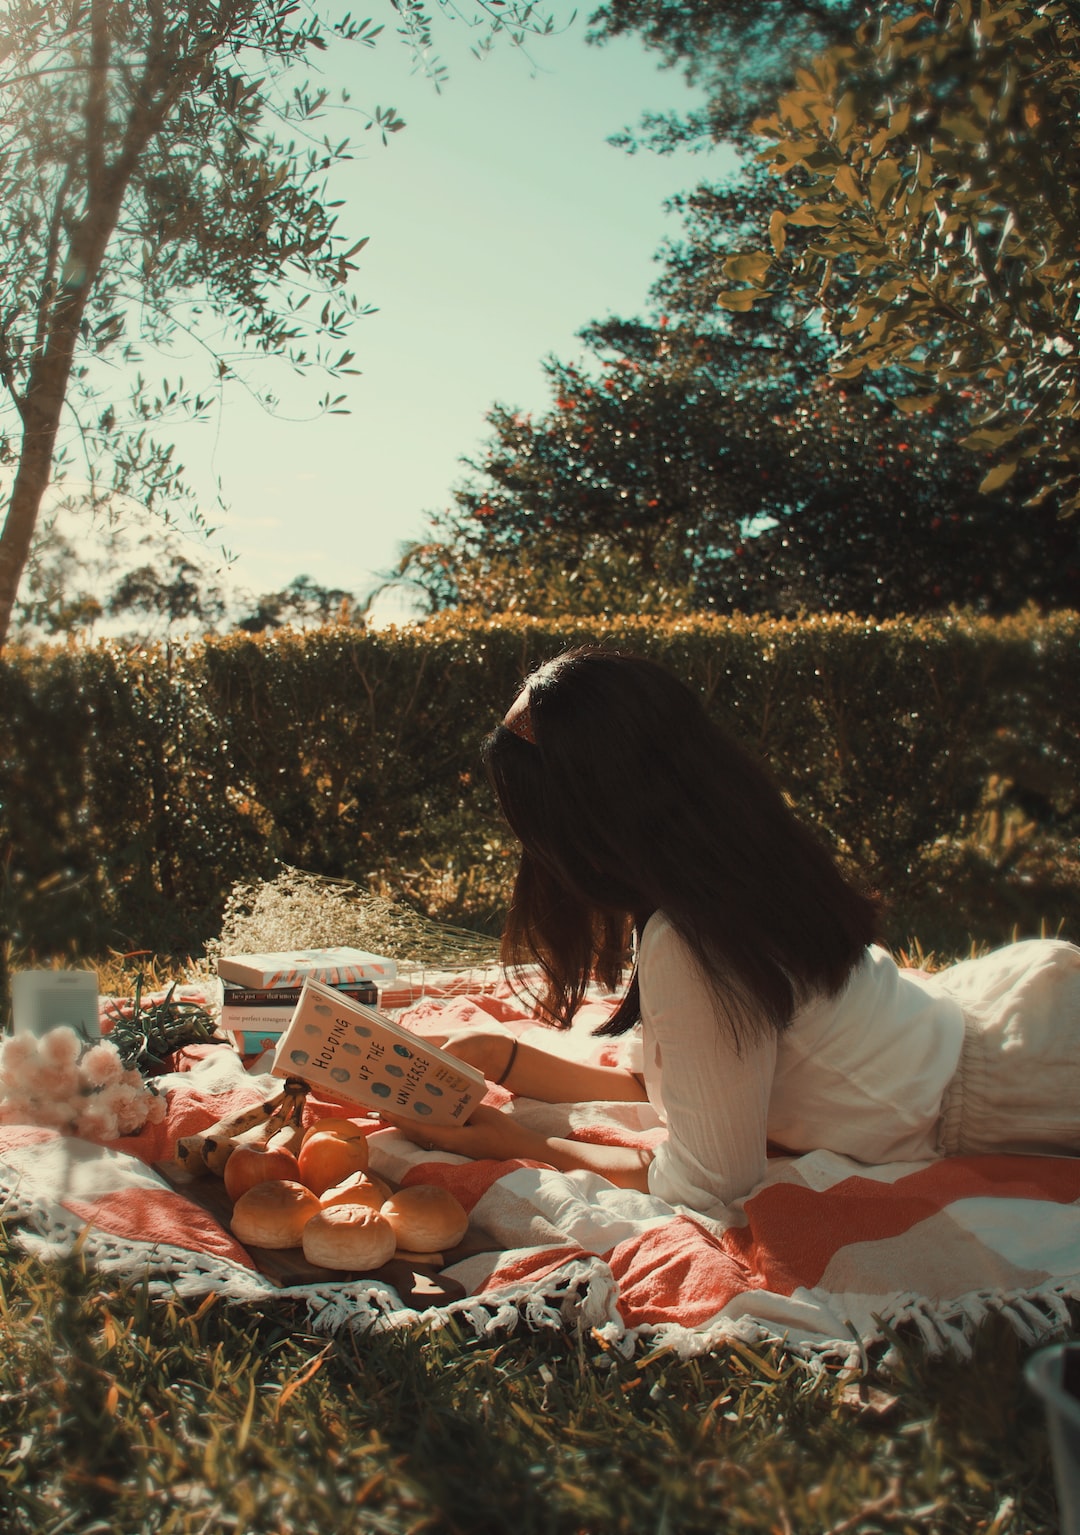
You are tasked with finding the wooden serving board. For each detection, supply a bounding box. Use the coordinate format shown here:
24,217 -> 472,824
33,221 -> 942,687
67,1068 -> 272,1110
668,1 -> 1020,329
155,1160 -> 495,1307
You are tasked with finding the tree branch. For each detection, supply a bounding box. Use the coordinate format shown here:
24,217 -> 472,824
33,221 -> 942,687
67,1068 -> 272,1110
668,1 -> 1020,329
32,163 -> 76,366
0,319 -> 25,419
85,0 -> 111,207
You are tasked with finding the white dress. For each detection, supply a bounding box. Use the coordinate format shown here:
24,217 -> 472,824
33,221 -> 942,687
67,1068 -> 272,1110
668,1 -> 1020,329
635,913 -> 1080,1218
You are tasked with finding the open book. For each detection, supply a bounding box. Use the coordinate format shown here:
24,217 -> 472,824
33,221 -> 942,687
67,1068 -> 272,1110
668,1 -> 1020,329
270,978 -> 485,1127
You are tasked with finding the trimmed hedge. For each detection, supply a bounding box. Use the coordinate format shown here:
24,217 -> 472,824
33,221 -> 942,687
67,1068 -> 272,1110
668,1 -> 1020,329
2,611 -> 1077,984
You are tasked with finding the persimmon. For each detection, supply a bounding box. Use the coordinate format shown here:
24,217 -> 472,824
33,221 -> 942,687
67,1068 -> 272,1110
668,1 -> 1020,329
223,1143 -> 303,1202
297,1130 -> 369,1195
301,1116 -> 369,1146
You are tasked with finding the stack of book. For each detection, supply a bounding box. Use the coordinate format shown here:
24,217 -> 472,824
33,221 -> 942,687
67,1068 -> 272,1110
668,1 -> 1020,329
217,946 -> 398,1057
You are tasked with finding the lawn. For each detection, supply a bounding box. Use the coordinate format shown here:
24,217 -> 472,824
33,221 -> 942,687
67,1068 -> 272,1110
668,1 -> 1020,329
0,927 -> 1074,1533
0,1225 -> 1070,1532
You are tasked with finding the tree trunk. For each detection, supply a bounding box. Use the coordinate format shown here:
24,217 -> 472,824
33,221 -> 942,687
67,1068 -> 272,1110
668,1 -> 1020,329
0,153 -> 172,649
0,288 -> 94,649
0,5 -> 199,651
0,441 -> 59,649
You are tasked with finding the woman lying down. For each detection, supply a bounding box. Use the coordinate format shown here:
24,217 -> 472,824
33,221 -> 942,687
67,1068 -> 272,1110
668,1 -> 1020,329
384,648 -> 1080,1221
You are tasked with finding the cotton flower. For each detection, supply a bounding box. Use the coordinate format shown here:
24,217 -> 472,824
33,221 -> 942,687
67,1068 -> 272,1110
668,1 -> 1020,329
80,1042 -> 124,1088
20,1095 -> 71,1129
95,1079 -> 166,1135
0,1024 -> 164,1143
13,1058 -> 51,1097
144,1091 -> 168,1125
0,1033 -> 40,1080
97,1081 -> 137,1112
76,1105 -> 120,1143
0,1095 -> 38,1126
38,1026 -> 82,1069
96,1083 -> 141,1134
31,1064 -> 81,1100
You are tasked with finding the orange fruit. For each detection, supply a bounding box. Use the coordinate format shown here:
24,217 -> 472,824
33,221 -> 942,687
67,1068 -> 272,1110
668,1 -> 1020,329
297,1130 -> 369,1195
301,1116 -> 369,1146
223,1144 -> 303,1203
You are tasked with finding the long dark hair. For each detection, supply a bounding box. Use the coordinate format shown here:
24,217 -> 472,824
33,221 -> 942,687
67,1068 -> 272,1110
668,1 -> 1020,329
482,647 -> 879,1042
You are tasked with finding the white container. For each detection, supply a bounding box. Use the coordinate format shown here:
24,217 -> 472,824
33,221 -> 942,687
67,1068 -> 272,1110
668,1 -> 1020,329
1026,1342 -> 1080,1535
10,970 -> 100,1040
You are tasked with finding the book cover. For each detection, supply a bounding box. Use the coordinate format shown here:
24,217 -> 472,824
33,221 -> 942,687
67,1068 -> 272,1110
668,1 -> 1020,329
217,947 -> 398,989
270,979 -> 485,1127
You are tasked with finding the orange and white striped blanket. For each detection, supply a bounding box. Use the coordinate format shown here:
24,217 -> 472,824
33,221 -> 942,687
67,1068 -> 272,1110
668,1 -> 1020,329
2,982 -> 1079,1363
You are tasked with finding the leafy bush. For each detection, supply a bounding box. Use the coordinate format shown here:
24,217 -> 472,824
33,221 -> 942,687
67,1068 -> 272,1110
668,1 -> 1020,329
2,611 -> 1077,993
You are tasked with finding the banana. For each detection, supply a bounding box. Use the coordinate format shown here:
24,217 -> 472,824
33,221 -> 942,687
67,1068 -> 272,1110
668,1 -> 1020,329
176,1088 -> 288,1176
204,1096 -> 291,1175
264,1080 -> 308,1156
182,1078 -> 312,1176
265,1121 -> 305,1156
174,1136 -> 211,1175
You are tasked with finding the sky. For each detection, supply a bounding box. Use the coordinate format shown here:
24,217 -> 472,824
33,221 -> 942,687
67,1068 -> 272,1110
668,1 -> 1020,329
51,10 -> 731,628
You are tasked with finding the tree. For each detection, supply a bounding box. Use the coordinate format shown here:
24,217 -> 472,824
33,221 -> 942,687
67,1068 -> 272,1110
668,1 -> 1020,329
11,514 -> 105,638
107,557 -> 227,634
588,0 -> 874,151
399,303 -> 1080,616
235,573 -> 360,630
715,0 -> 1080,521
398,0 -> 1080,617
397,322 -> 757,614
0,0 -> 552,650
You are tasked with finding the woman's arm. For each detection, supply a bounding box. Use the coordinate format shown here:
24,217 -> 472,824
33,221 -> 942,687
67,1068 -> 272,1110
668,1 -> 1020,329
380,1104 -> 654,1191
431,1029 -> 649,1105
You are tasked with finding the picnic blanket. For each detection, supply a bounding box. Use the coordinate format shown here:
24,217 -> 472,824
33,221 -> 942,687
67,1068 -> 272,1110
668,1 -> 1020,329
2,976 -> 1079,1366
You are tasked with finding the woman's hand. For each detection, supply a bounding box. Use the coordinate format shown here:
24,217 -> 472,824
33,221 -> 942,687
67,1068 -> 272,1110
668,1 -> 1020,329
376,1103 -> 550,1163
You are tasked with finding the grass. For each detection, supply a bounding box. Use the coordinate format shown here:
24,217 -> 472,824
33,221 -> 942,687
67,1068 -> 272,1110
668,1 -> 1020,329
2,929 -> 1075,1533
0,1229 -> 1070,1534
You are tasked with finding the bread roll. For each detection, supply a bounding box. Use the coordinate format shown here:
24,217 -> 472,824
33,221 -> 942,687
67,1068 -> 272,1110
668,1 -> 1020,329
302,1204 -> 396,1271
380,1185 -> 468,1253
320,1170 -> 392,1210
231,1179 -> 320,1248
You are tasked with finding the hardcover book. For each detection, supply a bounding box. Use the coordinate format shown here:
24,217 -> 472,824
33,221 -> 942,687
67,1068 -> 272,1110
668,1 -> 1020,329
217,947 -> 397,990
221,979 -> 379,1056
221,1006 -> 307,1035
229,1029 -> 293,1058
270,978 -> 485,1127
221,980 -> 378,1011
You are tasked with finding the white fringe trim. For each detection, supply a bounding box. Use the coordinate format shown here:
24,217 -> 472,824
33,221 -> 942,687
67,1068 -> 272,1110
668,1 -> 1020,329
3,1169 -> 1077,1368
